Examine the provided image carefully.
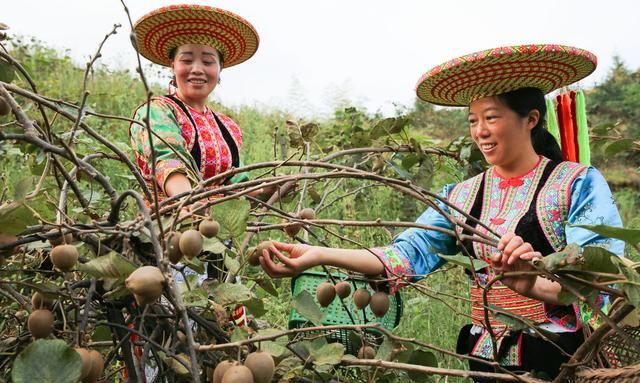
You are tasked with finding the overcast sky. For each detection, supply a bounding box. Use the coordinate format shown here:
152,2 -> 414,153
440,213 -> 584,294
4,0 -> 640,117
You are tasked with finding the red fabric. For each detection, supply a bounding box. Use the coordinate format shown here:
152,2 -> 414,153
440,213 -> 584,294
557,93 -> 578,162
569,91 -> 580,161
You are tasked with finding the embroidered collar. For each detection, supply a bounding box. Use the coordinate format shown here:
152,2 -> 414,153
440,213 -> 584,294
493,156 -> 543,189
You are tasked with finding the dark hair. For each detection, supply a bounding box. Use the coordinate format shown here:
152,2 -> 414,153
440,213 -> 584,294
168,46 -> 225,67
496,87 -> 563,162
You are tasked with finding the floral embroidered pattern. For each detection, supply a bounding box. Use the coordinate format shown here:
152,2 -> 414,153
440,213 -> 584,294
370,246 -> 414,294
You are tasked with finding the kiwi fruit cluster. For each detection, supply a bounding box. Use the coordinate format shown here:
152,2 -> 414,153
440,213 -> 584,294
75,348 -> 104,383
31,291 -> 54,310
199,218 -> 220,238
165,225 -> 209,264
212,351 -> 274,383
283,208 -> 316,237
0,96 -> 10,116
50,244 -> 79,272
316,282 -> 389,317
248,240 -> 274,267
125,266 -> 165,306
357,345 -> 376,359
27,309 -> 54,338
47,228 -> 74,247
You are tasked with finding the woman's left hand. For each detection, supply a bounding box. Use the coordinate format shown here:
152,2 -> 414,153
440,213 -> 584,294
490,233 -> 542,295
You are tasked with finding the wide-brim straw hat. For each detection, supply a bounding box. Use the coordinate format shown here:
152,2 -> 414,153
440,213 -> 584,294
416,44 -> 597,106
132,4 -> 259,68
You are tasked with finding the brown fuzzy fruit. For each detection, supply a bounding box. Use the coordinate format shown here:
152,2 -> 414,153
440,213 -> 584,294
221,365 -> 254,383
125,266 -> 164,306
0,97 -> 10,116
50,244 -> 79,272
353,288 -> 371,310
199,219 -> 220,238
75,348 -> 93,380
165,231 -> 183,264
28,309 -> 54,339
244,351 -> 274,383
31,291 -> 53,309
82,350 -> 104,383
47,229 -> 73,247
284,221 -> 302,237
212,360 -> 240,383
357,345 -> 376,359
298,208 -> 316,220
179,229 -> 203,259
369,292 -> 390,317
334,281 -> 352,299
316,282 -> 336,307
250,241 -> 273,266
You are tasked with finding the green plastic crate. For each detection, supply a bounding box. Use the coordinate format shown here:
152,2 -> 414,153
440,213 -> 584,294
288,271 -> 403,354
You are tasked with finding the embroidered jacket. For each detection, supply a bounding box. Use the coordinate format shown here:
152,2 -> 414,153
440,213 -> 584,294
371,157 -> 624,332
129,96 -> 244,203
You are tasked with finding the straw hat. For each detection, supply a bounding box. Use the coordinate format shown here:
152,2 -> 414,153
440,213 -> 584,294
132,4 -> 259,68
416,44 -> 597,106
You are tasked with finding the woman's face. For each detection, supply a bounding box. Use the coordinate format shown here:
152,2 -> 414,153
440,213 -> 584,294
171,44 -> 222,107
468,96 -> 539,171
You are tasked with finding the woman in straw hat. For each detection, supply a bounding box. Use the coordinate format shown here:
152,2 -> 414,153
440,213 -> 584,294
258,44 -> 625,379
129,4 -> 263,209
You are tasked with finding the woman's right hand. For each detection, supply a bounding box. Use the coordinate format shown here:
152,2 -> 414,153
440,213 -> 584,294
259,241 -> 322,278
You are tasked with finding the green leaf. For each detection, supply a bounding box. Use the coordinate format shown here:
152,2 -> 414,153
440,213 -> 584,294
401,154 -> 420,170
261,341 -> 290,359
12,339 -> 83,383
256,277 -> 279,297
77,252 -> 137,283
291,290 -> 324,326
406,349 -> 438,382
183,287 -> 209,307
230,326 -> 249,343
210,283 -> 252,306
311,343 -> 345,366
440,254 -> 488,271
182,256 -> 205,274
243,297 -> 266,318
300,122 -> 319,141
537,244 -> 582,271
619,266 -> 640,308
375,337 -> 394,361
211,199 -> 250,239
13,177 -> 34,201
202,236 -> 228,254
0,202 -> 38,235
488,304 -> 534,331
582,246 -> 619,274
0,60 -> 16,83
308,187 -> 322,204
605,138 -> 634,156
573,224 -> 640,246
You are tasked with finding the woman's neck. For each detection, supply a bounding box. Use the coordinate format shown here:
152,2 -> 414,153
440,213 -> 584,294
175,91 -> 206,113
494,152 -> 541,179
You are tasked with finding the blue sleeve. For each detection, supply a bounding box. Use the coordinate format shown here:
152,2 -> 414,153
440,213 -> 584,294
566,167 -> 625,256
370,185 -> 458,293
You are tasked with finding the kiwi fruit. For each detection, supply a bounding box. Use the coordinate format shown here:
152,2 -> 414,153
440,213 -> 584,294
284,220 -> 302,237
28,309 -> 54,339
125,266 -> 165,305
199,219 -> 220,238
221,365 -> 254,383
179,229 -> 203,259
212,360 -> 239,383
357,345 -> 376,359
369,292 -> 390,317
0,97 -> 10,116
165,231 -> 183,264
82,350 -> 104,383
250,241 -> 273,266
353,288 -> 371,310
31,291 -> 53,309
75,348 -> 93,380
298,208 -> 316,220
50,244 -> 79,272
244,351 -> 274,383
316,282 -> 336,307
47,229 -> 73,247
334,281 -> 352,299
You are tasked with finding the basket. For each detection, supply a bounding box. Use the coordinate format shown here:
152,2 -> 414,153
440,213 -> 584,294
288,271 -> 403,355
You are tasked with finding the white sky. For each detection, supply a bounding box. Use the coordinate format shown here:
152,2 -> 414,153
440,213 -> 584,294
4,0 -> 640,117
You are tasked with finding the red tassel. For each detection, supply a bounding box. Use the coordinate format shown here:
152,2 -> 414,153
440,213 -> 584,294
569,91 -> 580,161
558,94 -> 577,162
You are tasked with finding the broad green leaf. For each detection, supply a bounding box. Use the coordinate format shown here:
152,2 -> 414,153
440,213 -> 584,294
582,246 -> 619,274
311,343 -> 345,365
211,199 -> 250,239
300,122 -> 319,141
202,236 -> 228,254
0,60 -> 16,83
256,277 -> 279,297
230,326 -> 249,343
375,337 -> 394,361
183,287 -> 209,307
488,304 -> 534,331
182,256 -> 205,274
243,297 -> 266,318
440,254 -> 488,271
77,252 -> 137,282
211,283 -> 252,306
370,117 -> 396,139
224,256 -> 240,275
605,138 -> 634,156
260,341 -> 289,359
537,244 -> 582,270
573,224 -> 640,245
291,290 -> 324,326
13,177 -> 34,201
0,202 -> 38,235
401,154 -> 420,170
619,266 -> 640,309
407,349 -> 438,382
308,187 -> 322,204
12,339 -> 83,383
